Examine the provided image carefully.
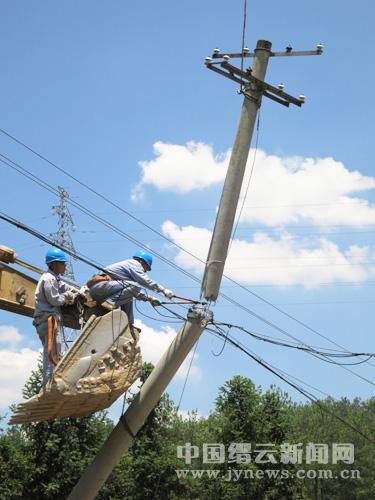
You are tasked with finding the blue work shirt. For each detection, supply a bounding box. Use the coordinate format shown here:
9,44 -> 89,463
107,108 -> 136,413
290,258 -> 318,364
88,258 -> 165,304
106,258 -> 164,293
34,270 -> 70,321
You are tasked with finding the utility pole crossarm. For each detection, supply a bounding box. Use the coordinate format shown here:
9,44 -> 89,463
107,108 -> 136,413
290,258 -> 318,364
211,43 -> 324,59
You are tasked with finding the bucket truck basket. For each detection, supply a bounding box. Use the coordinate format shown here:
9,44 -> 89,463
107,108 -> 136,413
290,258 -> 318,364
9,309 -> 142,424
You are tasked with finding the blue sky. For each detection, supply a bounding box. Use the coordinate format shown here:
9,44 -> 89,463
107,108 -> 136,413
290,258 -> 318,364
0,1 -> 374,422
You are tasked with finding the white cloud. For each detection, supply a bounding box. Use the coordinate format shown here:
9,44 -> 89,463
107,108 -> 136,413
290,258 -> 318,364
0,325 -> 23,347
0,325 -> 40,410
178,408 -> 205,420
237,151 -> 375,227
133,141 -> 375,227
0,346 -> 39,410
131,141 -> 229,201
134,319 -> 200,379
162,221 -> 375,288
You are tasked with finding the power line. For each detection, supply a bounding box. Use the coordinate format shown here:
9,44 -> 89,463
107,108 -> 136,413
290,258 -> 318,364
239,0 -> 248,90
214,321 -> 375,366
230,111 -> 260,245
207,324 -> 375,444
1,147 -> 374,378
0,129 -> 372,362
158,305 -> 375,444
2,194 -> 374,387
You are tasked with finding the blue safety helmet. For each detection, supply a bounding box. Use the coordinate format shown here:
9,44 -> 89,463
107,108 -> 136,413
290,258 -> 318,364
45,248 -> 67,265
133,250 -> 153,270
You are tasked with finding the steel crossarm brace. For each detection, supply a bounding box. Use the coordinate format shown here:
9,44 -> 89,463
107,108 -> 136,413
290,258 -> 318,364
220,61 -> 303,107
205,63 -> 244,86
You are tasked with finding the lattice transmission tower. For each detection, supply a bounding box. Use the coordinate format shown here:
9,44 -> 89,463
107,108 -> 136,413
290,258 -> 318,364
50,186 -> 76,280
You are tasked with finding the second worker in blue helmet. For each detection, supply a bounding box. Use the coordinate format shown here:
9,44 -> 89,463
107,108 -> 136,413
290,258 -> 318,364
86,251 -> 174,326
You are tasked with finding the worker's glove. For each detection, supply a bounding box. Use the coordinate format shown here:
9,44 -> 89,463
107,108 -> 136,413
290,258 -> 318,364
148,296 -> 162,306
64,290 -> 78,305
162,288 -> 174,299
135,292 -> 149,302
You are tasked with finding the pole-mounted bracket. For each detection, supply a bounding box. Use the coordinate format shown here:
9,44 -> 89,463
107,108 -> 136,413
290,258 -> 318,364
187,303 -> 213,326
205,44 -> 323,108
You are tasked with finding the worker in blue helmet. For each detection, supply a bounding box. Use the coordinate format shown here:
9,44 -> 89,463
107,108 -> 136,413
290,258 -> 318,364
33,248 -> 77,387
86,250 -> 174,326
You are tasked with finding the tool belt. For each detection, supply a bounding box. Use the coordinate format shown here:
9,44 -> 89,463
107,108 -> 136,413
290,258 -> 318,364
86,273 -> 112,288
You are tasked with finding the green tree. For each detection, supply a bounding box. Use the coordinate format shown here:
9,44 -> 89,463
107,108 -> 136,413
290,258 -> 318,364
16,359 -> 113,500
289,396 -> 375,500
0,416 -> 31,498
195,376 -> 303,499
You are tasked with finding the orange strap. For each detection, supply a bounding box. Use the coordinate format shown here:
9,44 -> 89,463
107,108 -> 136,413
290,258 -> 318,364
47,316 -> 60,366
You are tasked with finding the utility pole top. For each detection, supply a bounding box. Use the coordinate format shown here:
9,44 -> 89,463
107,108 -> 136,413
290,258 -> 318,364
201,40 -> 323,302
205,41 -> 323,109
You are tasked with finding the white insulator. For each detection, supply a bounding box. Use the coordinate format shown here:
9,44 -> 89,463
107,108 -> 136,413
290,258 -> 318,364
299,94 -> 306,102
243,47 -> 249,54
205,56 -> 212,64
223,54 -> 230,61
278,83 -> 285,90
213,47 -> 220,54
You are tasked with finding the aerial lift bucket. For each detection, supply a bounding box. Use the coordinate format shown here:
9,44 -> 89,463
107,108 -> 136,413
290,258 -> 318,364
10,309 -> 142,424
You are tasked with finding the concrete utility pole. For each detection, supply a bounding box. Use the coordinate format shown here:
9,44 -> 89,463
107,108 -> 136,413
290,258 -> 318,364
202,39 -> 272,301
68,39 -> 322,499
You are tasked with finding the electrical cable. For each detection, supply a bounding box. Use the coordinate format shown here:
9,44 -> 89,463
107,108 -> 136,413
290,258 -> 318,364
2,206 -> 374,388
240,0 -> 248,90
0,153 -> 203,287
1,151 -> 374,383
157,305 -> 375,443
169,318 -> 330,399
230,112 -> 260,248
1,131 -> 374,372
206,324 -> 375,444
134,301 -> 182,324
214,321 -> 375,365
176,339 -> 199,412
211,323 -> 230,357
146,304 -> 375,442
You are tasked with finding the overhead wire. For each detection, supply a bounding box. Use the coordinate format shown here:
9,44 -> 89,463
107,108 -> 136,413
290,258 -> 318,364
1,143 -> 374,381
1,202 -> 374,387
213,321 -> 375,367
1,129 -> 373,370
176,339 -> 199,412
239,0 -> 248,89
205,324 -> 375,444
156,304 -> 375,444
229,111 -> 260,249
157,305 -> 331,399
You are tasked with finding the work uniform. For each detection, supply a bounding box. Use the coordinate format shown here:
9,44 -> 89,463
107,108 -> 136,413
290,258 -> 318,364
33,270 -> 71,386
88,258 -> 166,324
